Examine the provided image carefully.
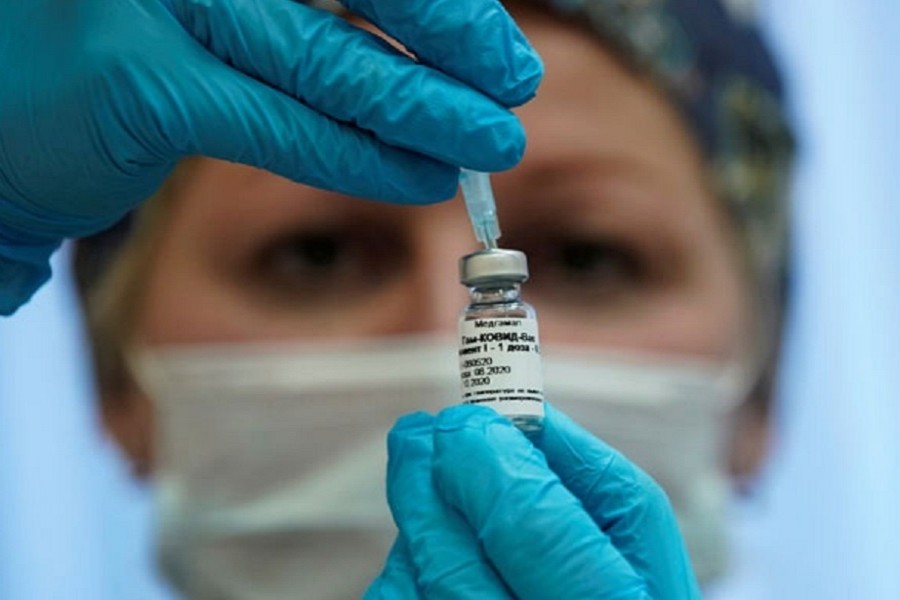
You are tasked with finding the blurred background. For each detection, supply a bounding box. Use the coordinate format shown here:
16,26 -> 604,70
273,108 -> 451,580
2,1 -> 899,598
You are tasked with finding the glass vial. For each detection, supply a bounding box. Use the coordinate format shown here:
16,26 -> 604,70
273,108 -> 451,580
458,249 -> 544,432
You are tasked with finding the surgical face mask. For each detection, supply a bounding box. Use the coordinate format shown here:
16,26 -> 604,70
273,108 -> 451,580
132,337 -> 748,599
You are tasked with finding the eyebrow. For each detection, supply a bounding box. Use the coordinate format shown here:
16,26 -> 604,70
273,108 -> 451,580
515,148 -> 665,187
498,150 -> 671,216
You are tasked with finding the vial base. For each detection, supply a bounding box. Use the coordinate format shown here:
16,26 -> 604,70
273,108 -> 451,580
509,414 -> 544,434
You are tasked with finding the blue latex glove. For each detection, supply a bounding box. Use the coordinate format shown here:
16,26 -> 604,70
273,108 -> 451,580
366,404 -> 700,599
0,0 -> 542,315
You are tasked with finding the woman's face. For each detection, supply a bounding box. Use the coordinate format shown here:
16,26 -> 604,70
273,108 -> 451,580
132,10 -> 750,362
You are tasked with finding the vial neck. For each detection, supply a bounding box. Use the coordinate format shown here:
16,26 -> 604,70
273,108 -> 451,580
468,283 -> 522,305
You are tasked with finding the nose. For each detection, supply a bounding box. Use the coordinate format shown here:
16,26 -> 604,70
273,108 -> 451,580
396,199 -> 473,337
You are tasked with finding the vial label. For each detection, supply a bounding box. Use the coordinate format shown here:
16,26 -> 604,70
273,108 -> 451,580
458,317 -> 544,419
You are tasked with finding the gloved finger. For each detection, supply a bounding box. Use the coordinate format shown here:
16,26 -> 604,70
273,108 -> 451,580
364,537 -> 425,600
385,412 -> 513,599
535,403 -> 701,599
343,0 -> 543,106
172,0 -> 525,172
159,54 -> 458,204
431,405 -> 649,600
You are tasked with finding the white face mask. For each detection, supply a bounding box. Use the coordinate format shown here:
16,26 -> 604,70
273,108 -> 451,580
132,337 -> 748,599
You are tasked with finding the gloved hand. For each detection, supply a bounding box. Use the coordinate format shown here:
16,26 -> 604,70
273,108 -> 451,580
0,0 -> 542,315
366,404 -> 700,599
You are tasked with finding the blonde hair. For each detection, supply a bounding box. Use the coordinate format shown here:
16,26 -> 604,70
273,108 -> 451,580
80,159 -> 201,408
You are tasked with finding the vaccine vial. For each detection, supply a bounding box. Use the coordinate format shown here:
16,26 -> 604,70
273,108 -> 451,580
458,249 -> 544,432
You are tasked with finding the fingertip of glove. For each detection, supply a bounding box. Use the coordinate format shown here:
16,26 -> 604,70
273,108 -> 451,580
0,256 -> 52,316
475,115 -> 527,172
388,411 -> 437,453
390,411 -> 434,435
386,162 -> 458,205
496,48 -> 544,108
0,293 -> 23,316
387,413 -> 435,485
434,404 -> 508,433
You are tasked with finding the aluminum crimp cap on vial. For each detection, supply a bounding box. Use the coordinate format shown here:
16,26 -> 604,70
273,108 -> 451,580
459,249 -> 529,286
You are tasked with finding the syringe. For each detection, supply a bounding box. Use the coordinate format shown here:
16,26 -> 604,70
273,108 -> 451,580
459,169 -> 501,250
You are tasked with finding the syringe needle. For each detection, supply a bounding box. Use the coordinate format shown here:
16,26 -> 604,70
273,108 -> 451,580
459,169 -> 501,249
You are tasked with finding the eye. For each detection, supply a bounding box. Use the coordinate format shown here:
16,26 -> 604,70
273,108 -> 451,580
554,239 -> 641,284
265,232 -> 352,284
250,227 -> 402,304
517,234 -> 647,304
275,234 -> 345,275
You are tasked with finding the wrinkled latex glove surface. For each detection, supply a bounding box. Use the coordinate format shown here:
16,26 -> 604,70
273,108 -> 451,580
0,0 -> 542,314
366,404 -> 701,599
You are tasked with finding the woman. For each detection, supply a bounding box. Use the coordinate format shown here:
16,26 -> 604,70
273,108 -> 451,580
75,0 -> 793,597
